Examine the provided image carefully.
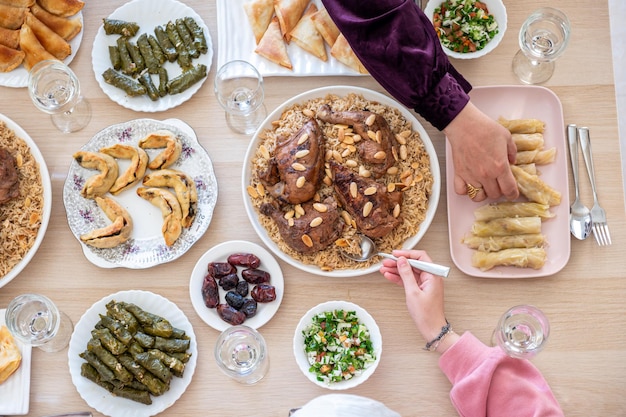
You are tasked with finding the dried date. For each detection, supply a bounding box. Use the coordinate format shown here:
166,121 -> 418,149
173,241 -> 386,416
227,253 -> 261,268
241,299 -> 257,318
217,304 -> 246,325
201,274 -> 219,308
251,284 -> 276,303
208,262 -> 236,278
235,280 -> 249,297
218,273 -> 239,291
225,291 -> 245,310
242,269 -> 270,284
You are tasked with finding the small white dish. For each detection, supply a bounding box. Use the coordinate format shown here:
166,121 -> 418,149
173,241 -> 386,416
424,0 -> 507,59
0,309 -> 31,415
189,240 -> 284,332
293,300 -> 382,390
0,12 -> 84,88
0,113 -> 52,288
68,290 -> 197,417
92,0 -> 212,112
63,118 -> 218,269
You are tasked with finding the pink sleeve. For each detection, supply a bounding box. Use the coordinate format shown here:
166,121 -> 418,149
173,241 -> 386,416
438,332 -> 564,417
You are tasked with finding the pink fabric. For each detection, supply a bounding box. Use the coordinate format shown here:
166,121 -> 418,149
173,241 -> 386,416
439,332 -> 564,417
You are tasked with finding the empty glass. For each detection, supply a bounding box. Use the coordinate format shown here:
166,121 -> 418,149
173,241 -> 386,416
214,60 -> 266,135
28,59 -> 91,133
214,325 -> 269,384
512,8 -> 571,84
492,305 -> 550,359
5,293 -> 73,352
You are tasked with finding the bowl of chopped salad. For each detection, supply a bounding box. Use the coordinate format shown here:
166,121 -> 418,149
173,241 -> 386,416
424,0 -> 507,59
293,301 -> 382,390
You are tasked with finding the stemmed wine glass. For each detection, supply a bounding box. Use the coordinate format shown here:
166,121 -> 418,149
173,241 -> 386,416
27,59 -> 92,133
5,293 -> 73,352
214,325 -> 269,384
214,60 -> 266,135
512,8 -> 571,85
492,305 -> 550,359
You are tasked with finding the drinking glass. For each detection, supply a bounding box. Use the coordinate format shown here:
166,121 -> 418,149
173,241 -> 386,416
214,325 -> 269,384
5,293 -> 73,352
28,59 -> 91,133
512,8 -> 571,85
214,60 -> 266,135
492,305 -> 550,359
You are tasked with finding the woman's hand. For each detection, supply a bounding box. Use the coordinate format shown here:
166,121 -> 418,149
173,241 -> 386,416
444,101 -> 519,202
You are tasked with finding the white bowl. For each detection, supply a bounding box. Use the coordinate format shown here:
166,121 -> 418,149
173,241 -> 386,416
293,301 -> 382,390
423,0 -> 507,59
241,86 -> 441,278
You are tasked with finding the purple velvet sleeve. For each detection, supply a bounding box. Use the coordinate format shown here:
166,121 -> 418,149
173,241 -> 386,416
321,0 -> 472,130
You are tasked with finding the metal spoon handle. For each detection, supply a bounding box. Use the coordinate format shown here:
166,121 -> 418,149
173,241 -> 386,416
567,124 -> 581,198
378,253 -> 451,277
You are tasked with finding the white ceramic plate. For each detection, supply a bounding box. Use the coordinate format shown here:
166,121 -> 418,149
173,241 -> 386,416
446,85 -> 570,278
62,118 -> 218,269
0,309 -> 32,415
189,240 -> 284,332
293,300 -> 382,390
0,12 -> 84,88
92,0 -> 212,112
216,0 -> 365,77
242,86 -> 441,277
0,113 -> 52,288
68,290 -> 197,417
423,0 -> 507,59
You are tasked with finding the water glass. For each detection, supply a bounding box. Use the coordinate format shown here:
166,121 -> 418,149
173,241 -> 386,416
214,325 -> 269,384
492,305 -> 550,359
512,8 -> 571,84
5,293 -> 73,352
28,59 -> 91,133
214,60 -> 266,135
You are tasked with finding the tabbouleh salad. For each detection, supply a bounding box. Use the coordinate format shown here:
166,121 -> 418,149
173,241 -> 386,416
433,0 -> 499,53
303,309 -> 376,384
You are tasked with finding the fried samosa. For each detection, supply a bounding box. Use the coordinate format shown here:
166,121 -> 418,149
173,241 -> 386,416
255,16 -> 292,69
243,0 -> 273,44
330,33 -> 368,74
274,0 -> 308,42
289,3 -> 327,61
311,7 -> 339,47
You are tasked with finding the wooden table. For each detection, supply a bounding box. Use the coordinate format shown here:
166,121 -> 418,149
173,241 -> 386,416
1,1 -> 625,415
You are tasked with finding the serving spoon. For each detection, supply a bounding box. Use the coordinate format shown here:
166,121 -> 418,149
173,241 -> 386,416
341,234 -> 451,277
567,124 -> 592,240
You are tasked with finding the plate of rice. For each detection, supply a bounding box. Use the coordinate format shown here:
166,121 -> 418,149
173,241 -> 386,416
242,86 -> 440,277
0,113 -> 51,288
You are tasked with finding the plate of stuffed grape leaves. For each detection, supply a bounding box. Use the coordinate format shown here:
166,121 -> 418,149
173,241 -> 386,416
446,85 -> 570,278
68,290 -> 197,417
91,0 -> 212,112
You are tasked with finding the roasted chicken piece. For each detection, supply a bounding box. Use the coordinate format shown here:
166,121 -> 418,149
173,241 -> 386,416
317,104 -> 397,178
258,118 -> 325,205
331,162 -> 402,239
260,197 -> 343,254
0,148 -> 19,205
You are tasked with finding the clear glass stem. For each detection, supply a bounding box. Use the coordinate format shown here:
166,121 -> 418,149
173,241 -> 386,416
512,49 -> 556,85
51,96 -> 92,133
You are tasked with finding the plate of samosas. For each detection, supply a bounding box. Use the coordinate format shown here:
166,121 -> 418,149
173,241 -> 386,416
0,0 -> 84,88
217,0 -> 368,76
62,118 -> 218,269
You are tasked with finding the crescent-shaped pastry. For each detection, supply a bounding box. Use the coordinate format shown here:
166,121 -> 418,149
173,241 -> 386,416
243,0 -> 273,44
137,187 -> 183,246
0,0 -> 35,6
19,24 -> 57,71
289,3 -> 327,62
80,196 -> 133,248
24,11 -> 71,60
142,169 -> 198,228
30,3 -> 82,41
99,143 -> 149,195
138,130 -> 182,170
0,4 -> 27,30
73,150 -> 119,199
0,27 -> 20,49
37,0 -> 84,18
0,43 -> 24,73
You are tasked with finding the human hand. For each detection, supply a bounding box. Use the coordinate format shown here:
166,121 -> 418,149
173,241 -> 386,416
379,249 -> 448,344
444,101 -> 519,202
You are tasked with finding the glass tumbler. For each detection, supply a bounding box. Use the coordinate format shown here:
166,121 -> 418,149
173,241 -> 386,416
214,60 -> 266,135
214,325 -> 269,384
5,293 -> 73,352
492,305 -> 550,359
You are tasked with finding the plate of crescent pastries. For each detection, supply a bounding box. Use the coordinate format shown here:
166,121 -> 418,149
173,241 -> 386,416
0,0 -> 84,88
63,118 -> 218,269
217,0 -> 368,76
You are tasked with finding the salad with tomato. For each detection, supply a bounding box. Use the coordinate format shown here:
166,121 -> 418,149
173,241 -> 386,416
433,0 -> 499,53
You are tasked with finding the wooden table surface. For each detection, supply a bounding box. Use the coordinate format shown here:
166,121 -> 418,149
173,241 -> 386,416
1,1 -> 625,416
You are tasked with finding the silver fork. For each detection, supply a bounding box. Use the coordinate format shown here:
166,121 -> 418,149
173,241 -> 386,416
578,127 -> 612,246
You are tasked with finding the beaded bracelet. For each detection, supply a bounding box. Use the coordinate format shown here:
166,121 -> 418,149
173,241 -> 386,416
424,320 -> 453,351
